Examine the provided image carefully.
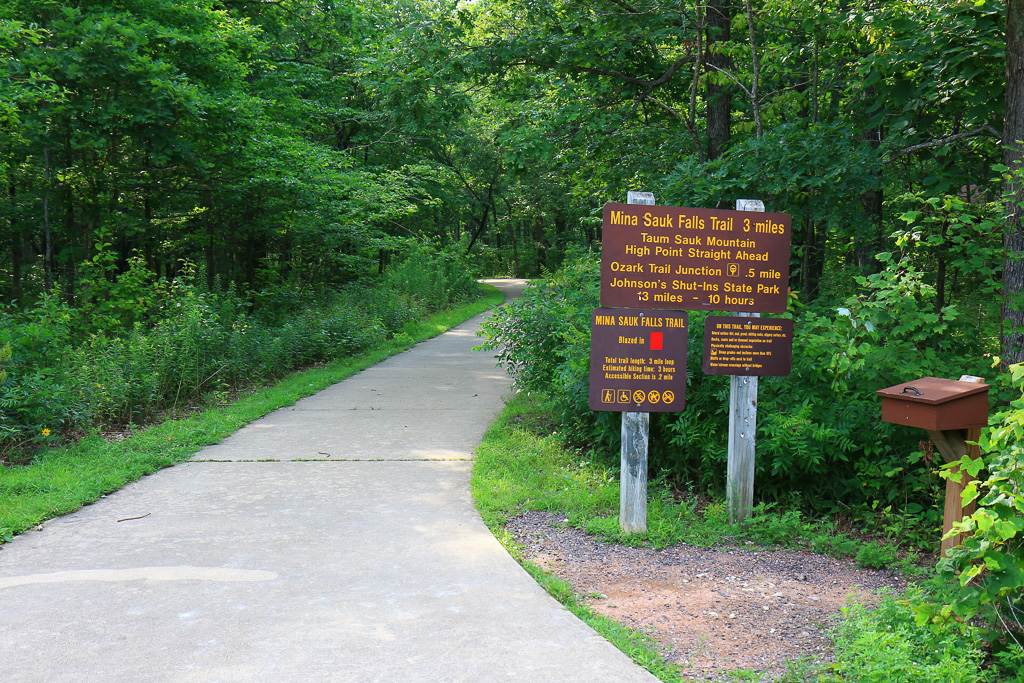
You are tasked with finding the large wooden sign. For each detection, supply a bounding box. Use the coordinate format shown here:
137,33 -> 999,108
588,308 -> 688,412
600,203 -> 792,313
702,316 -> 793,376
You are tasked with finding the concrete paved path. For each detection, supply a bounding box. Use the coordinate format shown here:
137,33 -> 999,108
0,280 -> 657,682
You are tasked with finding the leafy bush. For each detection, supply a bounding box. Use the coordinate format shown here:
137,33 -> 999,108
935,361 -> 1024,652
826,591 -> 995,682
480,249 -> 996,544
0,244 -> 481,459
749,253 -> 992,531
0,289 -> 79,457
382,240 -> 480,314
855,542 -> 900,569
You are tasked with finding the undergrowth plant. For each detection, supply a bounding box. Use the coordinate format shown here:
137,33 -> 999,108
479,249 -> 996,546
0,243 -> 480,460
824,589 -> 997,683
929,360 -> 1024,659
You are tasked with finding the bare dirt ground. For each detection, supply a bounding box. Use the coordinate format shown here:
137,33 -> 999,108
506,511 -> 909,681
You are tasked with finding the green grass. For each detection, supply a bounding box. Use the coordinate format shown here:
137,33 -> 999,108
471,391 -> 1024,682
472,393 -> 686,680
468,393 -> 999,679
471,391 -> 880,555
0,284 -> 504,543
471,395 -> 620,531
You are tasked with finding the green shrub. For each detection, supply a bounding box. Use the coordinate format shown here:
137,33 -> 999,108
934,361 -> 1024,653
0,289 -> 79,457
0,244 -> 480,459
479,249 -> 996,545
855,542 -> 900,569
382,240 -> 479,314
826,591 -> 993,682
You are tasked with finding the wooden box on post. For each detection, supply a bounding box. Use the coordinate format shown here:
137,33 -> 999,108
876,375 -> 990,557
876,376 -> 989,431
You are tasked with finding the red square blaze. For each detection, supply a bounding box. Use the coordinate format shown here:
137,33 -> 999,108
650,332 -> 663,350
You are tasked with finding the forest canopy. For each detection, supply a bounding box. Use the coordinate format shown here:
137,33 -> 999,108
0,1 -> 1012,313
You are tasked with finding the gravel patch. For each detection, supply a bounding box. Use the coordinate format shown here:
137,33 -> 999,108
506,511 -> 907,681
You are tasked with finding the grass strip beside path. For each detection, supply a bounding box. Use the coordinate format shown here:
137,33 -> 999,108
0,285 -> 504,544
471,391 -> 684,682
470,392 -> 1022,682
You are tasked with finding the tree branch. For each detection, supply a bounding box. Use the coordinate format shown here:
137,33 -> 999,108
884,125 -> 1003,164
521,54 -> 693,91
705,62 -> 752,99
644,95 -> 702,160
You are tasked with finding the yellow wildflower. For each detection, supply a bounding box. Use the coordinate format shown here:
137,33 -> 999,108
42,428 -> 51,437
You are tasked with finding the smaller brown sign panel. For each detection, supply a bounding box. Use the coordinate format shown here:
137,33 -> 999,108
589,308 -> 688,412
702,316 -> 793,376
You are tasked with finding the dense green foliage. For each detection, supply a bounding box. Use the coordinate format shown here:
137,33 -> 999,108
825,591 -> 1007,683
3,0 -> 1012,298
919,362 -> 1024,655
481,239 -> 1001,546
0,246 -> 478,458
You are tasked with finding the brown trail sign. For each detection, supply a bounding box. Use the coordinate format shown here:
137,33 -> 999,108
703,316 -> 793,376
588,308 -> 688,413
594,195 -> 793,531
600,203 -> 791,313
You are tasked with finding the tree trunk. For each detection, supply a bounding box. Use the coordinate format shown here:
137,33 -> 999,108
511,219 -> 520,277
936,217 -> 949,314
801,216 -> 814,298
63,186 -> 76,300
205,189 -> 216,291
705,0 -> 733,160
554,213 -> 567,255
465,200 -> 491,253
8,180 -> 19,303
43,148 -> 53,293
857,125 -> 884,274
62,128 -> 77,300
534,216 -> 546,271
1003,0 -> 1024,364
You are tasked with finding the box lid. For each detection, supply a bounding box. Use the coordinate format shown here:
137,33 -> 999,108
876,376 -> 990,405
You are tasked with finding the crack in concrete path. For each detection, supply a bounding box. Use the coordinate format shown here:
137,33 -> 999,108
0,567 -> 278,589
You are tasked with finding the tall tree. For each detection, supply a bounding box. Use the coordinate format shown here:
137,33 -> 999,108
705,0 -> 733,159
1004,0 -> 1024,363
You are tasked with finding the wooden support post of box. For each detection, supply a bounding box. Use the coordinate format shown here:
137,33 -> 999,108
726,199 -> 764,524
929,375 -> 984,557
876,375 -> 989,558
619,190 -> 655,534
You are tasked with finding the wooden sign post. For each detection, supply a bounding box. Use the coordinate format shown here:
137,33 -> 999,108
728,199 -> 764,524
620,190 -> 655,533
